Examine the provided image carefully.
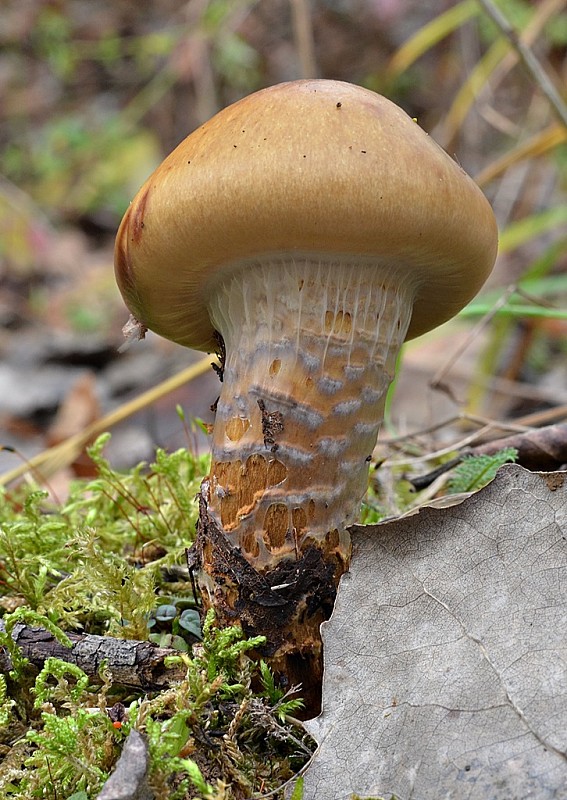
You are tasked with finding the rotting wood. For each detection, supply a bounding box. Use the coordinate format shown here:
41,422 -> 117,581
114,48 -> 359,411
257,398 -> 285,453
0,620 -> 186,690
191,486 -> 337,716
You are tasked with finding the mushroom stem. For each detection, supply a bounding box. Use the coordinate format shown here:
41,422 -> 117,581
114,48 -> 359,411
195,257 -> 414,711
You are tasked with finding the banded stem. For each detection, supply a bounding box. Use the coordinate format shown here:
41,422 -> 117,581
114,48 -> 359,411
195,258 -> 414,712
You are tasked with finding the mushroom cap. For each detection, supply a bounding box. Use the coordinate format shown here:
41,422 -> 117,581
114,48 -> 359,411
115,79 -> 498,352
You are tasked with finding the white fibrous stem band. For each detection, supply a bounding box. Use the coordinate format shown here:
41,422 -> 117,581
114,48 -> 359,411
206,258 -> 415,573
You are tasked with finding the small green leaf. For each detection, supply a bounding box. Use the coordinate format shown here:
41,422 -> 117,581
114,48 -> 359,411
448,448 -> 518,494
178,609 -> 202,639
155,604 -> 178,623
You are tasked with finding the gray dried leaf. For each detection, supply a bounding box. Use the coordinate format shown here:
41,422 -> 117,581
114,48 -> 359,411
301,465 -> 567,800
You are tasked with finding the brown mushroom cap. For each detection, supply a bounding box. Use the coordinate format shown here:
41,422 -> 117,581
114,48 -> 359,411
115,79 -> 498,352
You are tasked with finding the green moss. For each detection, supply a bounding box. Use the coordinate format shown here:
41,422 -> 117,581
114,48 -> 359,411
0,434 -> 207,633
0,435 -> 313,799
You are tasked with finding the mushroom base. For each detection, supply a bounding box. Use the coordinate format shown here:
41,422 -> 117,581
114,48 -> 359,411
194,486 -> 336,716
195,258 -> 414,713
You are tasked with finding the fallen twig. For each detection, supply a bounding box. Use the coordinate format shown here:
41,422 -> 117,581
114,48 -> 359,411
410,422 -> 567,490
0,620 -> 186,690
0,355 -> 216,487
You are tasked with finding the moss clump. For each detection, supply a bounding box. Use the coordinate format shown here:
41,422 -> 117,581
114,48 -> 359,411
0,435 -> 313,799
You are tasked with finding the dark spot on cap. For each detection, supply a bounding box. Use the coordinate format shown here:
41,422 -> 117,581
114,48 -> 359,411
336,102 -> 342,108
114,209 -> 136,296
131,185 -> 151,245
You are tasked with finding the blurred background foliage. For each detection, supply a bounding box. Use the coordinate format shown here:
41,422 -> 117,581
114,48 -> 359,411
3,0 -> 565,238
1,0 -> 567,477
1,6 -> 566,794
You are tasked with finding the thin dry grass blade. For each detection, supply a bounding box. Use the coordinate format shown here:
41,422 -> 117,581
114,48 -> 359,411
475,123 -> 567,186
439,0 -> 566,145
438,38 -> 508,145
0,355 -> 216,486
387,0 -> 479,79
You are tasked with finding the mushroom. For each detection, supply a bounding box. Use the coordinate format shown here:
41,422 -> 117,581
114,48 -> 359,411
114,79 -> 498,713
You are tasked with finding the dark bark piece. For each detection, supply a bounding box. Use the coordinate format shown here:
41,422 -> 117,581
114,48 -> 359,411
0,621 -> 186,690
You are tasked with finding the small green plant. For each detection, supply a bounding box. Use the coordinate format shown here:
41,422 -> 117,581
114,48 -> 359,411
0,490 -> 69,608
0,675 -> 15,727
0,430 -> 313,799
259,660 -> 305,722
0,434 -> 208,636
0,608 -> 312,799
33,657 -> 90,709
23,708 -> 113,796
148,601 -> 202,652
447,447 -> 518,494
125,610 -> 310,798
0,658 -> 118,799
290,777 -> 304,799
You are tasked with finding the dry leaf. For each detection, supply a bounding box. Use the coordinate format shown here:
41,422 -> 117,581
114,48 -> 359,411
46,371 -> 101,481
301,465 -> 567,800
46,372 -> 100,446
